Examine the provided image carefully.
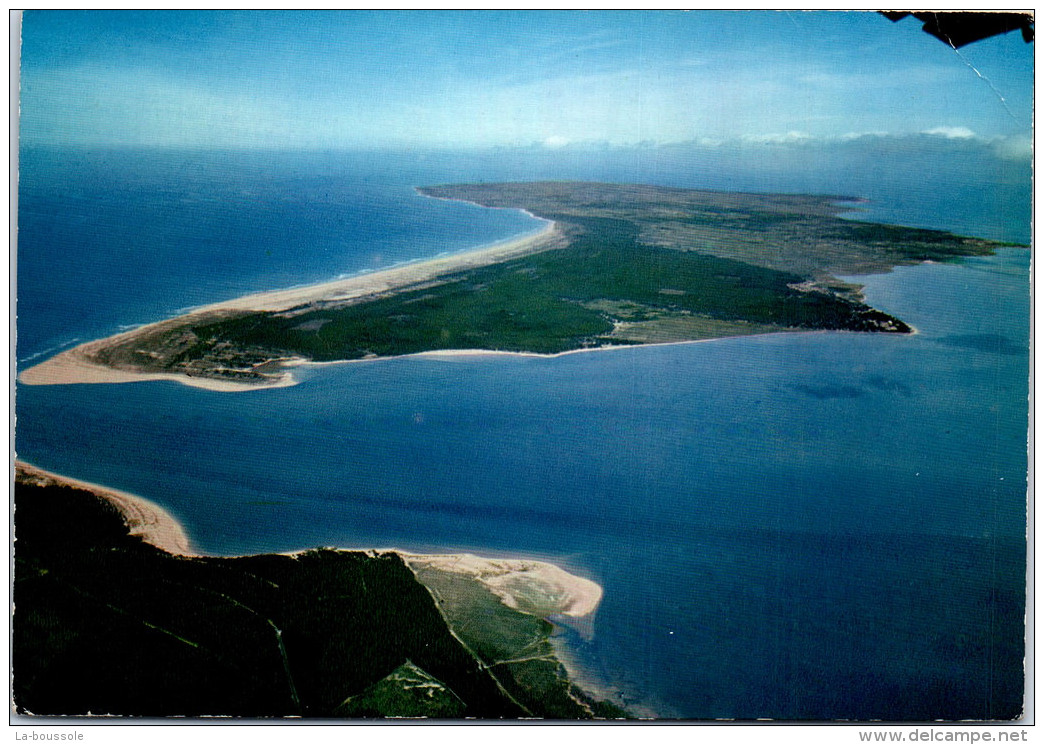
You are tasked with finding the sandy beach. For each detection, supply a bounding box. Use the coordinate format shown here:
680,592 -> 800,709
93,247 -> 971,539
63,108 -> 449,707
15,461 -> 195,556
203,220 -> 563,313
17,347 -> 303,392
15,460 -> 603,621
19,221 -> 565,392
403,552 -> 602,618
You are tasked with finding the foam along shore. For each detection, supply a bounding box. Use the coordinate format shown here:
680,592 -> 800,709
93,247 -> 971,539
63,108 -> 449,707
203,220 -> 562,313
13,460 -> 603,621
18,220 -> 565,392
403,552 -> 602,619
15,461 -> 195,556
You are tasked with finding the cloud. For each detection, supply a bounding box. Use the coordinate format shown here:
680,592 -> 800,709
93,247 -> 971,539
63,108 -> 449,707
922,126 -> 977,140
18,51 -> 1027,152
840,131 -> 890,141
741,131 -> 814,145
20,63 -> 405,149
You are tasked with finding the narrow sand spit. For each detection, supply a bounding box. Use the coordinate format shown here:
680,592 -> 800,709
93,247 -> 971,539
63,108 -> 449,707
15,461 -> 195,556
17,348 -> 302,392
19,222 -> 564,391
403,552 -> 603,618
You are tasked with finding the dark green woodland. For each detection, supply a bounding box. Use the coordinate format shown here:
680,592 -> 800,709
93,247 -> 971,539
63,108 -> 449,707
12,475 -> 624,718
77,182 -> 1007,386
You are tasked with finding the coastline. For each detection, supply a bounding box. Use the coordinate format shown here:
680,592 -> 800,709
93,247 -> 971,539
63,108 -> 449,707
18,179 -> 961,394
18,315 -> 882,395
19,219 -> 566,392
14,460 -> 613,715
15,461 -> 195,556
13,460 -> 604,623
18,347 -> 304,392
199,219 -> 562,314
14,460 -> 621,718
402,552 -> 602,619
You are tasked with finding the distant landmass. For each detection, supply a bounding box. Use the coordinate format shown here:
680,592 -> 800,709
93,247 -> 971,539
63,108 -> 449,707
21,181 -> 1005,391
12,463 -> 625,718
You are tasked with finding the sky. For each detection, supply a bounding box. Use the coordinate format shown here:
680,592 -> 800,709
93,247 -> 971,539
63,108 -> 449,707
17,10 -> 1034,152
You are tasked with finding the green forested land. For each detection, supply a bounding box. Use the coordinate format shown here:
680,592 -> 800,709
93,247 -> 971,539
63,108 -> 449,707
183,213 -> 918,365
92,181 -> 1008,380
13,479 -> 614,718
410,561 -> 628,719
419,182 -> 1003,276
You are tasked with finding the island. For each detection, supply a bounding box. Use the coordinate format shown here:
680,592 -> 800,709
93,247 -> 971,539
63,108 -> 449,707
13,462 -> 625,718
19,181 -> 1005,392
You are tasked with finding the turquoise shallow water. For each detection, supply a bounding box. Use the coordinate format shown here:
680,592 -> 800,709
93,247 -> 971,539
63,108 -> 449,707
15,148 -> 1030,719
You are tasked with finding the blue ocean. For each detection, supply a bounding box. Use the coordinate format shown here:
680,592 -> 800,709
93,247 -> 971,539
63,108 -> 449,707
15,145 -> 1029,719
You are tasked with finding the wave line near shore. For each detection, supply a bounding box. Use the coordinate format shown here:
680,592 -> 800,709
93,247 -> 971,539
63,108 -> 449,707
19,221 -> 565,392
